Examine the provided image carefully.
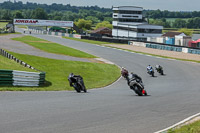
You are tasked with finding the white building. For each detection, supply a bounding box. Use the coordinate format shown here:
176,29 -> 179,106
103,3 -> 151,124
112,6 -> 163,41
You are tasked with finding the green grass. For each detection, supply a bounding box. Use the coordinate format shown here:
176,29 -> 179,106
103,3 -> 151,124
0,52 -> 120,91
63,36 -> 114,45
12,36 -> 96,58
168,120 -> 200,133
0,55 -> 37,72
0,22 -> 8,28
0,32 -> 21,36
106,45 -> 200,63
17,25 -> 28,29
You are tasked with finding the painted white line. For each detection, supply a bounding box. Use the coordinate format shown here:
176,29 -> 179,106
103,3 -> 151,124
155,112 -> 200,133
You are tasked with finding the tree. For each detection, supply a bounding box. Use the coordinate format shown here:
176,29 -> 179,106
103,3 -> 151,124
95,21 -> 112,29
85,16 -> 100,24
173,19 -> 187,28
178,28 -> 193,36
14,11 -> 24,19
75,19 -> 92,30
31,8 -> 48,19
187,17 -> 200,29
2,10 -> 12,20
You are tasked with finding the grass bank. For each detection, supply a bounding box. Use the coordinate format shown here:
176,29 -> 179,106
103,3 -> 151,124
12,36 -> 96,58
0,22 -> 7,28
168,120 -> 200,133
0,55 -> 37,72
0,52 -> 120,91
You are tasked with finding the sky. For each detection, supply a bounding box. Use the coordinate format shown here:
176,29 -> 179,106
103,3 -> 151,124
1,0 -> 200,11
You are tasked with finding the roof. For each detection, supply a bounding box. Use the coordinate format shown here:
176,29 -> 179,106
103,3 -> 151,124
112,6 -> 143,9
162,32 -> 185,37
190,39 -> 200,43
91,27 -> 111,33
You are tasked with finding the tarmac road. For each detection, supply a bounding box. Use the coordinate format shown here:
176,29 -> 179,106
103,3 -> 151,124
0,31 -> 200,133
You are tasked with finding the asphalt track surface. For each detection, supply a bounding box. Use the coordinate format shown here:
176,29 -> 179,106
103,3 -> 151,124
0,31 -> 200,133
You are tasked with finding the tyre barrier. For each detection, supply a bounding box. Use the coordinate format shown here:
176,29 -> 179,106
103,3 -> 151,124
0,70 -> 45,86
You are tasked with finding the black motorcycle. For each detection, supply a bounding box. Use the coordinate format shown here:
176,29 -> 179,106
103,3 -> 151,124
68,74 -> 87,93
155,66 -> 164,75
128,78 -> 147,96
147,68 -> 155,77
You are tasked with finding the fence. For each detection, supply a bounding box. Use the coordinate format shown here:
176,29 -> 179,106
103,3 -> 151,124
0,49 -> 46,86
0,70 -> 45,86
146,43 -> 182,52
129,41 -> 200,55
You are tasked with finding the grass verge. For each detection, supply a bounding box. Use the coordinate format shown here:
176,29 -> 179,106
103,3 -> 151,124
62,36 -> 114,45
0,55 -> 37,72
12,36 -> 96,58
0,22 -> 7,28
17,25 -> 27,29
167,120 -> 200,133
106,45 -> 200,63
0,32 -> 21,36
0,51 -> 120,91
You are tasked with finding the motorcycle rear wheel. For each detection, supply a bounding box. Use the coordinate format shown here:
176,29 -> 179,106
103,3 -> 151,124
134,86 -> 143,96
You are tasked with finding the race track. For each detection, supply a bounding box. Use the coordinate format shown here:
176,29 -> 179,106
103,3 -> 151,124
0,31 -> 200,133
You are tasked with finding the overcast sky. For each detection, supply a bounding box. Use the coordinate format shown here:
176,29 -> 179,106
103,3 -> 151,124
1,0 -> 200,11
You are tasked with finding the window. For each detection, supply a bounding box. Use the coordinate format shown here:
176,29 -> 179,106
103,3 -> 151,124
113,26 -> 137,32
122,15 -> 138,18
113,10 -> 119,13
113,18 -> 143,22
118,10 -> 142,14
137,28 -> 162,33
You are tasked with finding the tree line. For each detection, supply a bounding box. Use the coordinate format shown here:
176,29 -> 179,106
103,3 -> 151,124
149,18 -> 200,29
144,9 -> 200,19
0,1 -> 200,29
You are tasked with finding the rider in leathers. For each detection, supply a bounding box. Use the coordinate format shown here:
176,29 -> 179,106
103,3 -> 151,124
68,73 -> 86,89
127,72 -> 144,88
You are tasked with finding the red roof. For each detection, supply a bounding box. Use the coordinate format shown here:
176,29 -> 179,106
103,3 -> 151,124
190,39 -> 200,43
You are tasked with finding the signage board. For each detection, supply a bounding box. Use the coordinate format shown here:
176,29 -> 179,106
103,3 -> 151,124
14,19 -> 73,27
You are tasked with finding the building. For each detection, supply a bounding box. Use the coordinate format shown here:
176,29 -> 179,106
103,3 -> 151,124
188,39 -> 200,48
91,27 -> 112,37
162,31 -> 191,46
162,31 -> 186,37
112,6 -> 163,41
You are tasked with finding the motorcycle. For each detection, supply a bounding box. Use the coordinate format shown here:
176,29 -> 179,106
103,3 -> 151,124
68,76 -> 87,93
128,78 -> 147,96
155,67 -> 164,75
147,68 -> 154,77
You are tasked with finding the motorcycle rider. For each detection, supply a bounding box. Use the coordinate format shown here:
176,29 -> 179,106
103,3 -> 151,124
155,64 -> 162,71
68,73 -> 86,89
127,72 -> 143,87
121,67 -> 129,79
147,65 -> 153,72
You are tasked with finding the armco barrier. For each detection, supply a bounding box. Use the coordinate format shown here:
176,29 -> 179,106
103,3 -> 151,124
188,48 -> 200,54
146,43 -> 182,52
129,41 -> 200,55
0,70 -> 45,86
